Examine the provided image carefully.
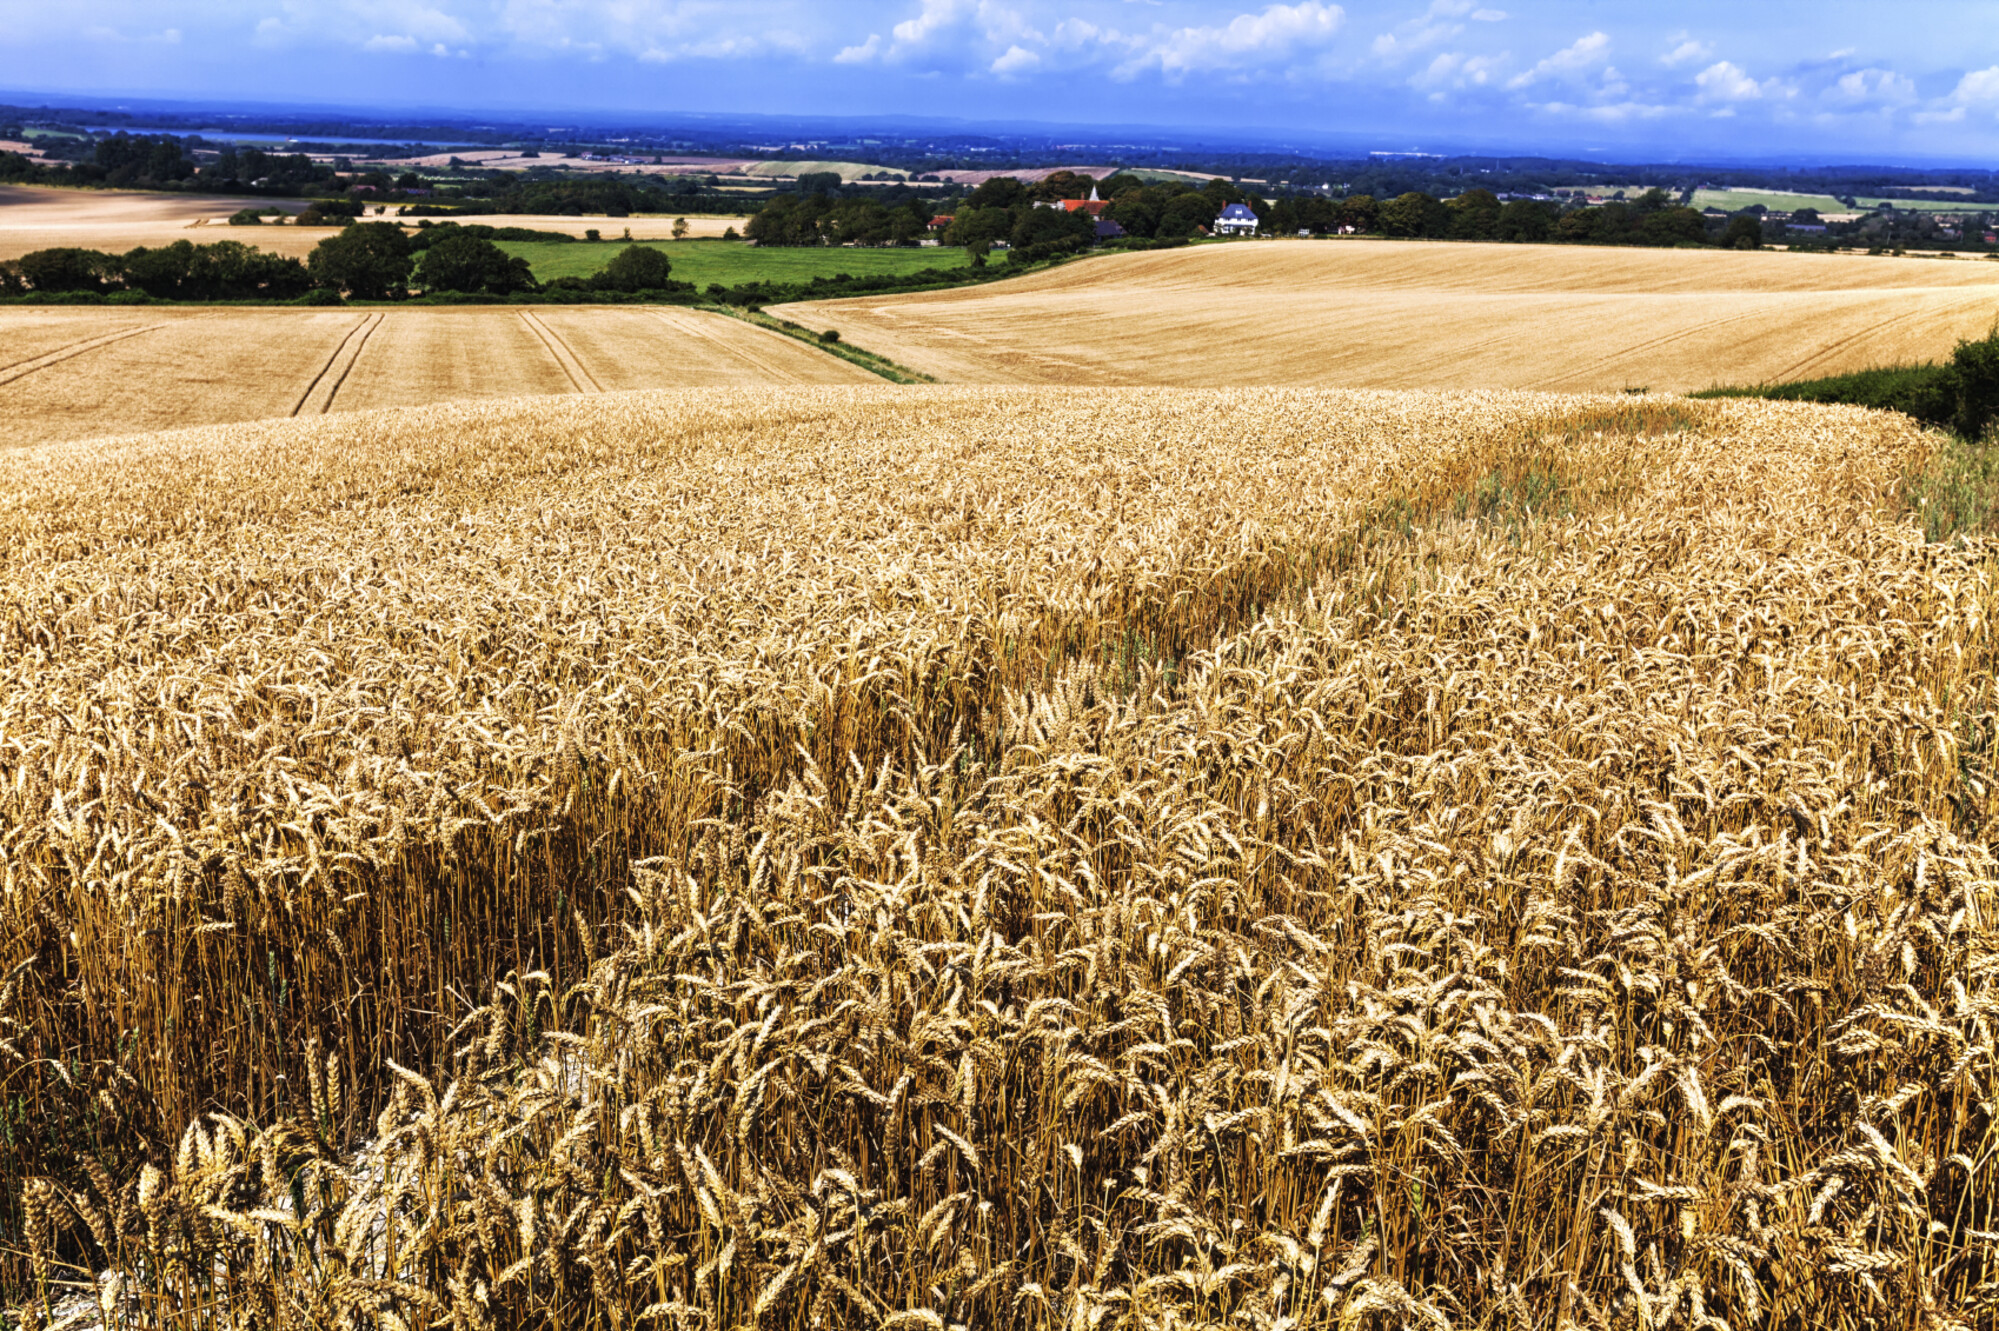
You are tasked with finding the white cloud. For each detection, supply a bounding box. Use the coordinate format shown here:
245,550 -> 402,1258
834,32 -> 883,62
1695,59 -> 1761,103
1506,30 -> 1607,88
1955,65 -> 1999,104
81,23 -> 182,44
1372,0 -> 1477,60
1415,50 -> 1505,92
1660,38 -> 1711,68
1124,2 -> 1344,79
362,33 -> 418,52
991,42 -> 1039,74
1826,68 -> 1916,106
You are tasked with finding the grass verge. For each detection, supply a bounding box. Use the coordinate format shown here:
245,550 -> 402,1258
707,303 -> 937,383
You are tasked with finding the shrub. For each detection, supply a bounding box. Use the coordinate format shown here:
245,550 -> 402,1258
1952,327 -> 1999,441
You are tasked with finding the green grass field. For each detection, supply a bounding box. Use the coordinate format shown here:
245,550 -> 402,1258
1691,188 -> 1990,216
1689,189 -> 1850,214
497,239 -> 973,288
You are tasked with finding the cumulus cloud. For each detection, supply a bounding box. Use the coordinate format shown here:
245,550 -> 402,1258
1505,30 -> 1608,88
1372,0 -> 1472,60
990,42 -> 1040,73
1955,65 -> 1999,104
1660,38 -> 1711,68
1415,49 -> 1506,93
833,33 -> 882,62
1128,1 -> 1344,78
1825,67 -> 1916,106
362,33 -> 417,52
1695,59 -> 1762,103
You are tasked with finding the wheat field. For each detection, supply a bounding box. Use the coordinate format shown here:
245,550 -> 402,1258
3,386 -> 1995,1329
773,239 -> 1999,391
0,307 -> 873,446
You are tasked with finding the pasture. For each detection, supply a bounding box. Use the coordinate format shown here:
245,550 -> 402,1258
0,306 -> 872,446
3,386 -> 1993,1328
497,236 -> 972,286
773,238 -> 1999,390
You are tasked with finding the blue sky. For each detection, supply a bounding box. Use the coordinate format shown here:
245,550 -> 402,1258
6,2 -> 1999,160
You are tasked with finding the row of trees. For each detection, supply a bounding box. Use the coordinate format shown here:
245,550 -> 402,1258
2,241 -> 314,300
1255,187 -> 1716,246
0,225 -> 679,302
745,194 -> 935,247
0,134 -> 341,194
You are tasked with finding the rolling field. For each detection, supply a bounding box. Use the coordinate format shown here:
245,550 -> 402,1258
0,188 -> 745,261
773,239 -> 1999,390
4,387 -> 1995,1328
499,236 -> 972,287
0,183 -> 315,261
0,306 -> 872,446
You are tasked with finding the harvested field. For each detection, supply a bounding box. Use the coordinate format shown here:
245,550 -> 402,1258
0,188 -> 742,262
4,386 -> 1997,1328
0,183 -> 315,261
775,238 -> 1999,390
0,306 -> 871,446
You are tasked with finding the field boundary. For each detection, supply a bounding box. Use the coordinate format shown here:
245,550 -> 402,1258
703,304 -> 937,383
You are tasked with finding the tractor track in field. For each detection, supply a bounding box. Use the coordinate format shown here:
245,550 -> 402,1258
519,311 -> 603,393
0,322 -> 171,387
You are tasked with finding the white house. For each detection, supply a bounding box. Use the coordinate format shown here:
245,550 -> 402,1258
1213,202 -> 1259,236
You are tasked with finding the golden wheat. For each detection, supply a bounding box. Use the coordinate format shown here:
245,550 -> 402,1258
773,239 -> 1999,391
2,387 -> 1994,1329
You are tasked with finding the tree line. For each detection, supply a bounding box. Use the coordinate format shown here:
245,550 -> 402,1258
0,224 -> 678,303
0,222 -> 1020,307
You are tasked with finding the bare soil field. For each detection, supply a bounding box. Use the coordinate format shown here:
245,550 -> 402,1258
0,306 -> 870,446
775,239 -> 1999,390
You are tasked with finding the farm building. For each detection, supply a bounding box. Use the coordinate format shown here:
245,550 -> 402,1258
1039,186 -> 1112,217
1214,203 -> 1259,236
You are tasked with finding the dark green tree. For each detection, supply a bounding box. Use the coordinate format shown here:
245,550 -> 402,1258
1446,188 -> 1502,240
308,223 -> 415,300
1380,192 -> 1448,238
414,232 -> 539,295
17,247 -> 121,294
1010,204 -> 1095,252
1496,199 -> 1553,243
1721,214 -> 1764,249
964,177 -> 1027,211
593,245 -> 673,292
